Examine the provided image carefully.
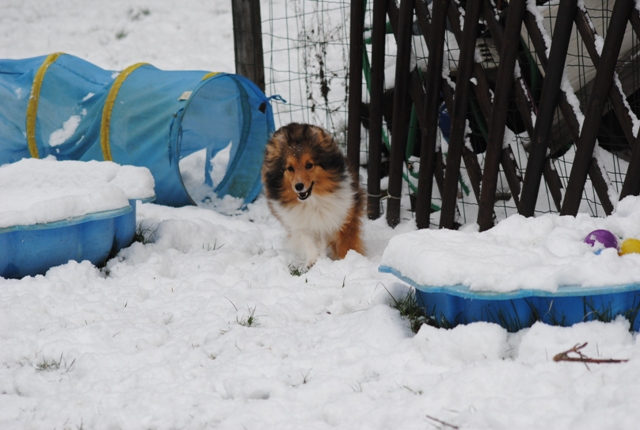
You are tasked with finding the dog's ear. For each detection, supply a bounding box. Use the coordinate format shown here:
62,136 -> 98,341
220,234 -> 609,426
316,148 -> 346,175
315,136 -> 345,170
262,136 -> 287,197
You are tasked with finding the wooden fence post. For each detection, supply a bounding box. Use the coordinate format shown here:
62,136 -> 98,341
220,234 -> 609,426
439,0 -> 483,230
367,0 -> 389,220
415,0 -> 448,229
347,0 -> 366,179
231,0 -> 265,92
386,0 -> 414,228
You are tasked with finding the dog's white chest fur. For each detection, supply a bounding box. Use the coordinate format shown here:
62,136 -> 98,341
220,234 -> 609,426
271,182 -> 353,266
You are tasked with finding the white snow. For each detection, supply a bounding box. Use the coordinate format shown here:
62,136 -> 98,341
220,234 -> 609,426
178,143 -> 243,215
613,73 -> 640,137
48,114 -> 83,147
560,68 -> 586,132
0,158 -> 155,228
2,1 -> 640,429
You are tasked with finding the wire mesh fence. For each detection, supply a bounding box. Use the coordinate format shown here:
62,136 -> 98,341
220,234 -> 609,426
263,0 -> 353,145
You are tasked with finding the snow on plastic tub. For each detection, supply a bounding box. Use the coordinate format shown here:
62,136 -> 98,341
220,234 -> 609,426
379,201 -> 640,332
379,265 -> 640,332
0,158 -> 155,278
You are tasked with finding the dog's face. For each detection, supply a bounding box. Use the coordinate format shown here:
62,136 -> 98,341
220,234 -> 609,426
283,151 -> 319,201
262,123 -> 347,204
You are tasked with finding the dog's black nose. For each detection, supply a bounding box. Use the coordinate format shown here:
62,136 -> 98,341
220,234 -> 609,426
295,183 -> 304,192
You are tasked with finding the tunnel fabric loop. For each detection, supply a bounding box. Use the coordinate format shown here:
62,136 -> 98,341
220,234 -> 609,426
100,62 -> 148,162
25,52 -> 65,159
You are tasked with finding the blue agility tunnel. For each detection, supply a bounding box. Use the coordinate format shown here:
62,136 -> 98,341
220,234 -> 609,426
0,53 -> 275,207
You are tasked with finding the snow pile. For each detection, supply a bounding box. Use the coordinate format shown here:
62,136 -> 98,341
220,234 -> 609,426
381,196 -> 640,293
0,158 -> 155,229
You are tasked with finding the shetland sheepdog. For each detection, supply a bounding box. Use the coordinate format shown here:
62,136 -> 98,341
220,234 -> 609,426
262,123 -> 365,268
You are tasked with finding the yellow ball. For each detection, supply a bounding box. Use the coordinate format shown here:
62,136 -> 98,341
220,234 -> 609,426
620,238 -> 640,255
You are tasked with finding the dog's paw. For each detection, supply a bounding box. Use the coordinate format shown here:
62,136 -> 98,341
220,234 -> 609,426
288,263 -> 309,277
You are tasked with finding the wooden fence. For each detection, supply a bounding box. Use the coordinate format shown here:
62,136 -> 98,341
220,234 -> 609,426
347,0 -> 640,230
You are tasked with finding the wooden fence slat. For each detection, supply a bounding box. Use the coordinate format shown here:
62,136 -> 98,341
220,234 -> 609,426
439,1 -> 483,229
347,0 -> 366,179
521,7 -> 614,215
522,12 -> 581,153
387,0 -> 461,224
621,136 -> 640,198
415,0 -> 448,229
386,0 -> 415,227
477,0 -> 527,232
387,0 -> 449,215
483,2 -> 563,212
446,4 -> 493,122
366,0 -> 389,220
575,8 -> 636,148
475,2 -> 525,211
446,9 -> 511,220
573,6 -> 637,206
519,0 -> 577,218
462,148 -> 484,202
445,2 -> 522,226
561,0 -> 634,216
544,161 -> 564,211
620,7 -> 640,198
440,75 -> 465,225
412,0 -> 432,34
589,160 -> 615,214
502,149 -> 523,205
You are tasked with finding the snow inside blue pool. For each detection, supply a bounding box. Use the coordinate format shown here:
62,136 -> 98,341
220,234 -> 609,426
380,196 -> 640,294
0,157 -> 155,229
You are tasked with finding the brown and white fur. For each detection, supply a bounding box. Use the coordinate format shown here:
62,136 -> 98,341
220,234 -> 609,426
262,123 -> 365,268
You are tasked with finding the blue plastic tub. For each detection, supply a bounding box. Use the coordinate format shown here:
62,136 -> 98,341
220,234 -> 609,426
379,266 -> 640,332
0,199 -> 148,279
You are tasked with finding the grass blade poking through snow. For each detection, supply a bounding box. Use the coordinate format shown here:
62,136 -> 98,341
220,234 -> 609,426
385,286 -> 427,333
35,353 -> 76,373
133,222 -> 157,244
237,305 -> 259,327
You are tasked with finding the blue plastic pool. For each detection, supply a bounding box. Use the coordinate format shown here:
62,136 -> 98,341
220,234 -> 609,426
379,265 -> 640,332
1,199 -> 149,278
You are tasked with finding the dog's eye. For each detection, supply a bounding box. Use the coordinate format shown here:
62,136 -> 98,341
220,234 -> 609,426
305,163 -> 313,170
286,166 -> 294,172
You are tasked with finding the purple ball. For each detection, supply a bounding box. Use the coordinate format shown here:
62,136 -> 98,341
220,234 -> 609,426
584,229 -> 618,250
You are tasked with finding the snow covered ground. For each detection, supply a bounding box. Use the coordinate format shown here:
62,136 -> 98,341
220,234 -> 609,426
2,1 -> 640,429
